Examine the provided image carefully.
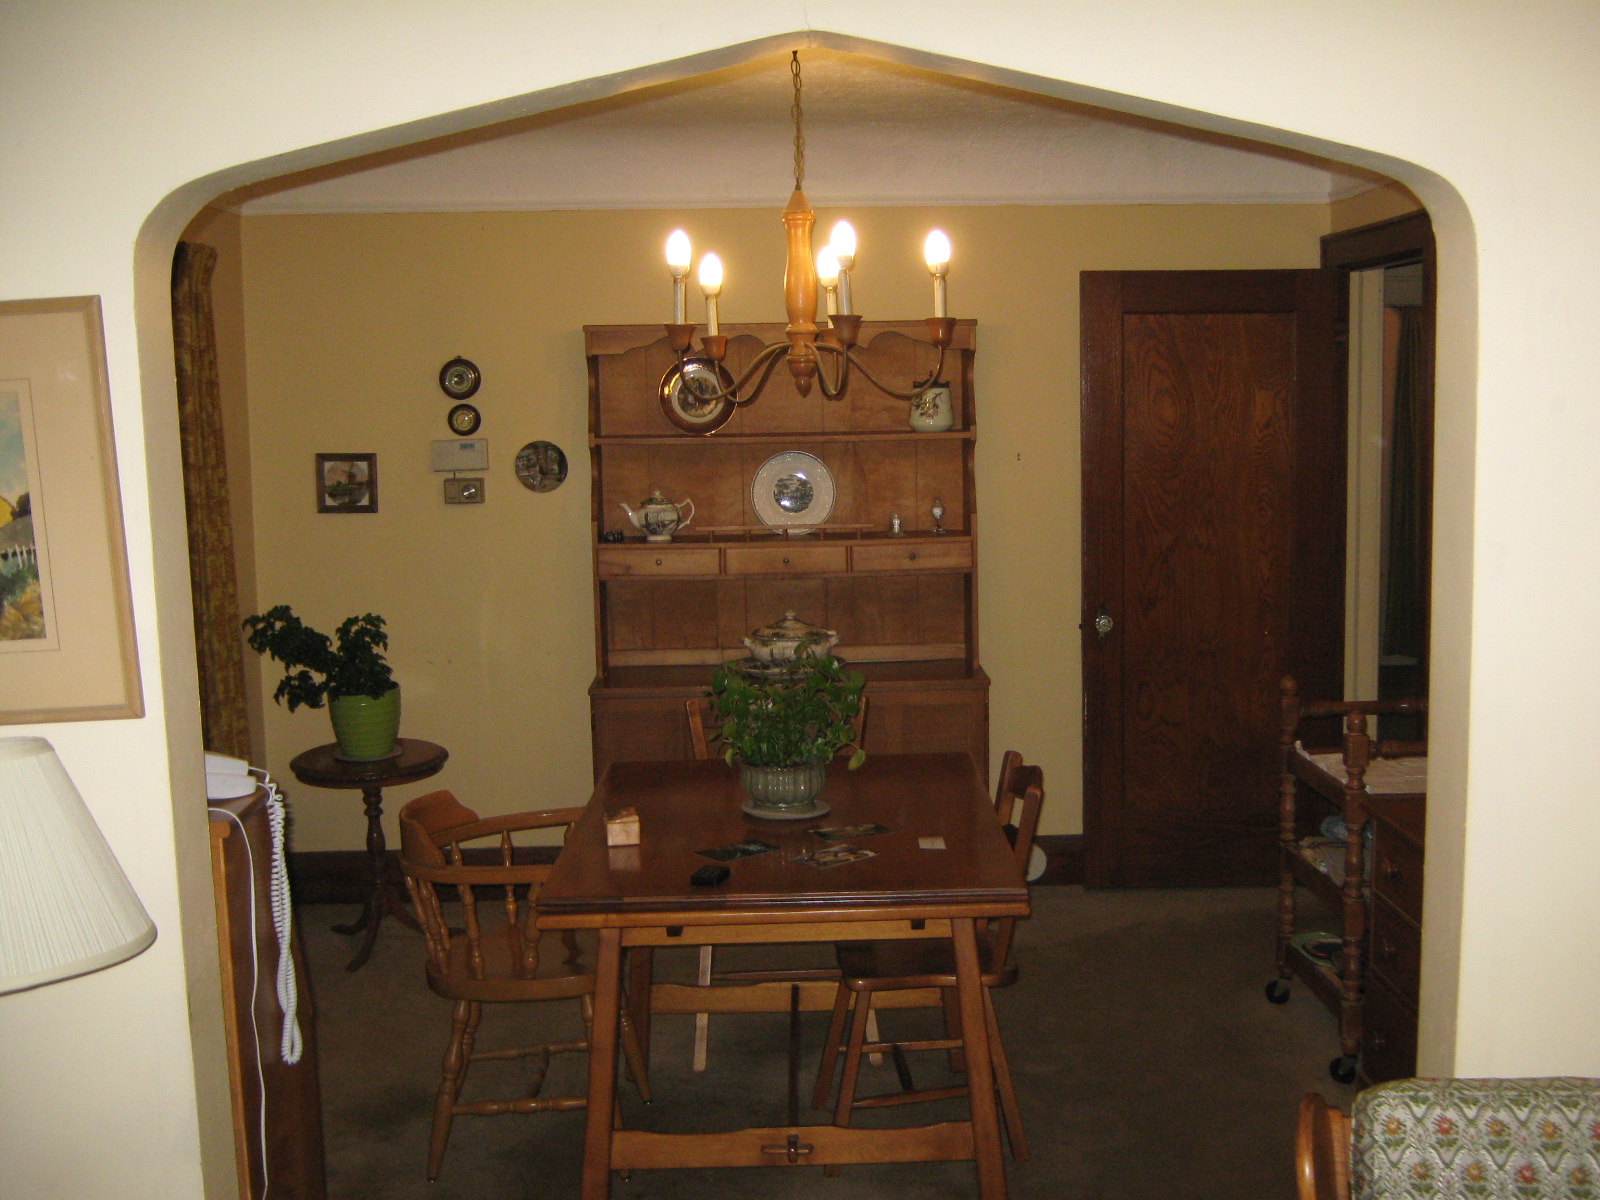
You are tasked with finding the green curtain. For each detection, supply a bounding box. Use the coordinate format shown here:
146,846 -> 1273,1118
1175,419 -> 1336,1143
172,240 -> 251,759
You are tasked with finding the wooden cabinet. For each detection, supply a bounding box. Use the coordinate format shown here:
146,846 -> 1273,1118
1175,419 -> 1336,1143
1362,793 -> 1426,1085
208,789 -> 326,1200
586,321 -> 987,778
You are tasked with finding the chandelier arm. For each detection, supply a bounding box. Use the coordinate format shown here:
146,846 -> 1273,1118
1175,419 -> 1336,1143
814,342 -> 852,399
726,342 -> 792,407
672,340 -> 790,406
813,342 -> 948,402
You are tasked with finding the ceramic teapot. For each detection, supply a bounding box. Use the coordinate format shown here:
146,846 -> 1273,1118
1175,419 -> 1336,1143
619,489 -> 694,542
742,610 -> 840,665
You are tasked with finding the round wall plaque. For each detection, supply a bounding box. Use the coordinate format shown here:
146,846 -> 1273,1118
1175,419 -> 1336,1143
514,440 -> 568,492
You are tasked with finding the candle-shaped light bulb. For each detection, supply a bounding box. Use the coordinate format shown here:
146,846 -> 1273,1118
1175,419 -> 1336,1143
924,229 -> 951,318
829,220 -> 857,270
829,221 -> 857,315
665,229 -> 692,323
698,252 -> 723,336
816,245 -> 841,316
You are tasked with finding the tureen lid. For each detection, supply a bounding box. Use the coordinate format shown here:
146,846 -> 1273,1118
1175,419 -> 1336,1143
747,610 -> 835,647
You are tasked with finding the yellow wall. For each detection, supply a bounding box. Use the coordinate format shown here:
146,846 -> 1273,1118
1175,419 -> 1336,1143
5,5 -> 1600,1195
1331,182 -> 1424,232
238,203 -> 1329,850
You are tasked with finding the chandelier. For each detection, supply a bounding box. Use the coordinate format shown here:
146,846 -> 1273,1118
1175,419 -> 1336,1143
660,52 -> 956,407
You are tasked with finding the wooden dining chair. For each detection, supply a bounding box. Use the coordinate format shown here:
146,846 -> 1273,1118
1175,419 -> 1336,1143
812,750 -> 1042,1164
397,789 -> 650,1180
681,693 -> 872,1071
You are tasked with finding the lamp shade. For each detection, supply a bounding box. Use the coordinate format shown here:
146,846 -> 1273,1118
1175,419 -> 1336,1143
0,737 -> 156,994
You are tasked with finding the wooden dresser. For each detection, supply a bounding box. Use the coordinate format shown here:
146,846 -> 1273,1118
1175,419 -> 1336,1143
1361,792 -> 1426,1085
585,321 -> 988,778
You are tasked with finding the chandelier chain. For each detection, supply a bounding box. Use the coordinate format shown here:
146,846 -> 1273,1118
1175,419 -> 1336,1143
791,51 -> 805,190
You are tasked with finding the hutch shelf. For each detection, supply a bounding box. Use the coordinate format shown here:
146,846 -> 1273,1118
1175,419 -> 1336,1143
586,320 -> 988,778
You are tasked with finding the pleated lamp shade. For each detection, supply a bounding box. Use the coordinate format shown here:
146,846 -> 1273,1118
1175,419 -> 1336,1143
0,736 -> 156,995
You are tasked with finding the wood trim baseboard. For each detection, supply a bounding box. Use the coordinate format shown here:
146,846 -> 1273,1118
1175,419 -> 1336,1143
290,835 -> 1085,905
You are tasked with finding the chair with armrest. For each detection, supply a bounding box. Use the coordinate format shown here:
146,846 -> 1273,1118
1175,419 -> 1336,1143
397,790 -> 650,1181
1297,1078 -> 1600,1200
680,694 -> 873,1071
812,750 -> 1042,1164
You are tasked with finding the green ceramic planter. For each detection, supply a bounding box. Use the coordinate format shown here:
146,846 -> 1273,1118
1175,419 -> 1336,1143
328,687 -> 401,760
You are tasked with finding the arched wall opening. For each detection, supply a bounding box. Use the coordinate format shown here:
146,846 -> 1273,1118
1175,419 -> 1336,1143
126,28 -> 1479,1190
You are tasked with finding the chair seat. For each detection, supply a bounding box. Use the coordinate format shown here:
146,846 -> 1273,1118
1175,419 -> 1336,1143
835,932 -> 1017,991
426,926 -> 594,1003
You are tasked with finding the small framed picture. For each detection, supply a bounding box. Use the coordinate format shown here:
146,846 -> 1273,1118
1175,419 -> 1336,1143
316,453 -> 377,513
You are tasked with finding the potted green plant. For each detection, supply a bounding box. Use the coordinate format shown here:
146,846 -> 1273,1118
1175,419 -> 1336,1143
242,605 -> 400,760
709,652 -> 866,816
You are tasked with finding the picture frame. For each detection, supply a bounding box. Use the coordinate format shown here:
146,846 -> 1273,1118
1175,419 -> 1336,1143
316,453 -> 378,513
0,296 -> 143,724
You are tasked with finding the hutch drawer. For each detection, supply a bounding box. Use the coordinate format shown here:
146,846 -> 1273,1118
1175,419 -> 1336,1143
597,546 -> 721,577
724,544 -> 850,576
1371,810 -> 1425,918
852,540 -> 972,573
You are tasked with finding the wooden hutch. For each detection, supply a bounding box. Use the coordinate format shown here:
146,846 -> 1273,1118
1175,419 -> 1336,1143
585,320 -> 988,778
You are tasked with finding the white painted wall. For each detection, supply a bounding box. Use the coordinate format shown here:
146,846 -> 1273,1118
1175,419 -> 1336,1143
2,2 -> 1597,1194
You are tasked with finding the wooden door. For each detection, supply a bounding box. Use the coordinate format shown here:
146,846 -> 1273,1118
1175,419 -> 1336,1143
1081,270 -> 1343,887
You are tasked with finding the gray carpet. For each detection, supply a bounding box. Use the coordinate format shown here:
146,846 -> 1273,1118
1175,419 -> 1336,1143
302,886 -> 1356,1199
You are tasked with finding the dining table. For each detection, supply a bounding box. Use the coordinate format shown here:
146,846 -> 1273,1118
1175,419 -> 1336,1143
536,751 -> 1030,1199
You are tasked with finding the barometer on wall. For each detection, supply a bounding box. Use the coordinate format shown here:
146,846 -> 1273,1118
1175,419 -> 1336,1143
446,402 -> 481,435
438,356 -> 481,400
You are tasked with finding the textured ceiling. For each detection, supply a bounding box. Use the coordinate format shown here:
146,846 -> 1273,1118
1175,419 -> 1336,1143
235,51 -> 1388,215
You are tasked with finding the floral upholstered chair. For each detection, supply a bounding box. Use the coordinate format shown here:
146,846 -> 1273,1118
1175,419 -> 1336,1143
1301,1077 -> 1600,1199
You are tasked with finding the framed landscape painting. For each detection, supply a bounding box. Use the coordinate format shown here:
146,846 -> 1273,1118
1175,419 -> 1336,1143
0,296 -> 142,723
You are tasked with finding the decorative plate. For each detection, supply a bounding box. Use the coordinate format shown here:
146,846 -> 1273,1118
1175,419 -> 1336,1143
513,440 -> 568,492
659,359 -> 735,434
439,357 -> 481,399
752,451 -> 835,529
446,402 -> 481,435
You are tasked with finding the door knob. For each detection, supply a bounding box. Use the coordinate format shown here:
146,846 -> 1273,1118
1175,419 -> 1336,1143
1093,605 -> 1114,645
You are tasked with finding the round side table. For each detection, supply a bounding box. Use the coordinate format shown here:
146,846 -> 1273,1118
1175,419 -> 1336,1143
290,737 -> 448,971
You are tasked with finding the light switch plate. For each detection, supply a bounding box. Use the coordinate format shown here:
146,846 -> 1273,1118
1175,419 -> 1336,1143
431,437 -> 489,472
443,477 -> 485,504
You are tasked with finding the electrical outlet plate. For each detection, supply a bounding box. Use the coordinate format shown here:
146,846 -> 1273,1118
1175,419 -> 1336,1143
443,477 -> 485,505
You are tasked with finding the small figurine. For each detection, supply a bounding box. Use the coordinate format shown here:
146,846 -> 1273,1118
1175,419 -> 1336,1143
889,512 -> 904,537
931,498 -> 946,535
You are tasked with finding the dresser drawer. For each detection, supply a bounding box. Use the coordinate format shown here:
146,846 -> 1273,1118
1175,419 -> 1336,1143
852,540 -> 973,573
1360,973 -> 1418,1086
1371,820 -> 1425,918
724,544 -> 849,576
1368,892 -> 1422,1004
597,546 -> 721,577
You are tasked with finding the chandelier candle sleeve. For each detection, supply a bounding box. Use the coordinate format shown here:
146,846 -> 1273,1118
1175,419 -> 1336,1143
666,230 -> 692,324
698,253 -> 723,337
925,230 -> 952,319
817,246 -> 841,316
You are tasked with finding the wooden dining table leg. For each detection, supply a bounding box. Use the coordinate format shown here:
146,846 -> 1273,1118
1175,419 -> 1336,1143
582,927 -> 624,1200
952,916 -> 1008,1200
625,946 -> 653,1080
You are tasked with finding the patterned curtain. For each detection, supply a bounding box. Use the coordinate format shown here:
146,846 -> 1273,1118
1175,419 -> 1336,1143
172,241 -> 251,758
